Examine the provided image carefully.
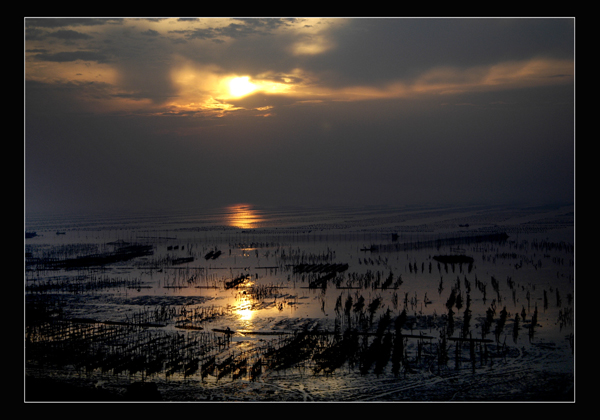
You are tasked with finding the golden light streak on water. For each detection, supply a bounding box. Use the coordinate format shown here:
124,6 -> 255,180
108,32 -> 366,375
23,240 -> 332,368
224,204 -> 264,229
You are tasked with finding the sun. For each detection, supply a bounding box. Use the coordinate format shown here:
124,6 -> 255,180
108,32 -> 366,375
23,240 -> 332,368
229,76 -> 256,97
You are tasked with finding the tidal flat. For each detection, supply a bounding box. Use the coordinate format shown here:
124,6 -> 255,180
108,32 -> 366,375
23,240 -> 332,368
25,204 -> 575,402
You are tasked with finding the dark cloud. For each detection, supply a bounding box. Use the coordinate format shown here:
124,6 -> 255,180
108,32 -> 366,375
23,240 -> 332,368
32,50 -> 110,63
25,28 -> 47,41
47,29 -> 93,40
170,18 -> 294,43
25,18 -> 123,28
141,29 -> 160,37
305,18 -> 574,88
172,27 -> 219,41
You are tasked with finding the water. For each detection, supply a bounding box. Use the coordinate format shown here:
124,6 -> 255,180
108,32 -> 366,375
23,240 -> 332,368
25,203 -> 575,400
25,203 -> 575,336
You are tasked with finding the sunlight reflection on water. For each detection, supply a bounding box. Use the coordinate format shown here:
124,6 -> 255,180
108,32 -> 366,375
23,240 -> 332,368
223,204 -> 265,229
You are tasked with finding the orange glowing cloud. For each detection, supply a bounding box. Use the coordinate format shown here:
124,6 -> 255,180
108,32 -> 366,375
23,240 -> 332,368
165,59 -> 310,116
318,57 -> 574,102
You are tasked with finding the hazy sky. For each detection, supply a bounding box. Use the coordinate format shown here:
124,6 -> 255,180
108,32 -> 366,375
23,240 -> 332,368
25,17 -> 575,216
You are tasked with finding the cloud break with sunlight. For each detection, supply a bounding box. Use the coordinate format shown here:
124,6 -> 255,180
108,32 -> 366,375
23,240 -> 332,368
229,77 -> 256,97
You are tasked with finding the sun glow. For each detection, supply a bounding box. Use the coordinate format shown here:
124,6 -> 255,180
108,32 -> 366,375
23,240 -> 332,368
229,76 -> 256,97
169,61 -> 312,114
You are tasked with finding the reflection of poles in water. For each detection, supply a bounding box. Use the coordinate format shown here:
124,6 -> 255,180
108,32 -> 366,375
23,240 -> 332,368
423,292 -> 431,305
461,294 -> 471,339
368,297 -> 381,326
494,306 -> 507,343
250,358 -> 262,381
529,304 -> 538,342
512,312 -> 520,344
447,308 -> 454,337
344,294 -> 353,328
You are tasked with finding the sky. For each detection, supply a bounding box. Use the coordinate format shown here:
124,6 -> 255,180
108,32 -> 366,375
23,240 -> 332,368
25,17 -> 575,216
